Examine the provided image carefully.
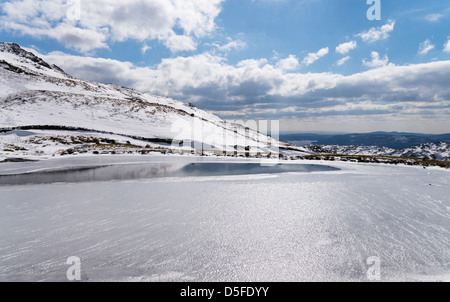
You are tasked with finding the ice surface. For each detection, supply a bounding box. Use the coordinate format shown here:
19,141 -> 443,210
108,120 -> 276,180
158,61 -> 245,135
0,157 -> 448,282
0,162 -> 339,185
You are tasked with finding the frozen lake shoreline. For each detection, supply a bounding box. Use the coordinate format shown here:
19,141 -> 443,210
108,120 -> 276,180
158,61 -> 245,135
0,156 -> 449,282
0,156 -> 340,185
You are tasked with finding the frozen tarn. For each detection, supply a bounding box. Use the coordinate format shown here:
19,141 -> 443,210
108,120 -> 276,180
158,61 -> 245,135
0,157 -> 448,282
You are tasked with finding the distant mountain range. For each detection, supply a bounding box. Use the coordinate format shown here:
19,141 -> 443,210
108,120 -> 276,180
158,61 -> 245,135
281,132 -> 450,150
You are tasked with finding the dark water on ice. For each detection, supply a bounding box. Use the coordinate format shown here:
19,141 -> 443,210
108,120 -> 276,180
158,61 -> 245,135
0,162 -> 339,185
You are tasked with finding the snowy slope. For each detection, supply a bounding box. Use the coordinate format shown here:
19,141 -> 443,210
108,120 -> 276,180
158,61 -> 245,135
308,141 -> 450,161
394,141 -> 450,161
0,43 -> 309,158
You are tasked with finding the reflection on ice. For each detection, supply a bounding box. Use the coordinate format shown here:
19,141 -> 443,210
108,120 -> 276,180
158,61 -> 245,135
0,162 -> 339,185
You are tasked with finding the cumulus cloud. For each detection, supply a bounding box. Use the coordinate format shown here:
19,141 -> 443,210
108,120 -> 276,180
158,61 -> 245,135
357,20 -> 395,43
302,47 -> 329,66
363,51 -> 389,68
0,0 -> 223,53
445,39 -> 450,53
212,39 -> 247,53
31,48 -> 450,129
418,39 -> 435,55
336,56 -> 351,66
163,35 -> 197,53
141,44 -> 151,55
336,41 -> 357,55
276,55 -> 300,71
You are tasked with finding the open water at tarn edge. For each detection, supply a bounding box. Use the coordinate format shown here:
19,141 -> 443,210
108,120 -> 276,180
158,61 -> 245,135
0,162 -> 339,185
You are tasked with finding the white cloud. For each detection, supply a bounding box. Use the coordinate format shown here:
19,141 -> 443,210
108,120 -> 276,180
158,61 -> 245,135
213,39 -> 247,53
50,25 -> 109,53
302,47 -> 329,66
363,51 -> 389,68
0,0 -> 224,53
425,13 -> 444,22
336,41 -> 357,55
276,55 -> 299,71
34,49 -> 450,125
444,39 -> 450,53
357,20 -> 395,43
20,47 -> 449,132
141,44 -> 151,55
418,39 -> 435,55
336,56 -> 351,66
164,35 -> 197,53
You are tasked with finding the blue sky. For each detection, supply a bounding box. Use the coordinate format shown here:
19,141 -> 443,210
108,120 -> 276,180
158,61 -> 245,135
1,0 -> 450,133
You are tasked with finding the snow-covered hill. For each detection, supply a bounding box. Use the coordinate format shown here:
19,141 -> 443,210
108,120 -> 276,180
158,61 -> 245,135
392,141 -> 450,161
308,141 -> 450,161
0,43 -> 309,159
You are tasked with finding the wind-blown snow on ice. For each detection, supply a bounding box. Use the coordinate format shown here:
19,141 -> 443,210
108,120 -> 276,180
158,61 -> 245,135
0,157 -> 448,282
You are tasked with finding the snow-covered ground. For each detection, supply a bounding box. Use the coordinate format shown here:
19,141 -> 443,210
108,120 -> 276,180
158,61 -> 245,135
0,156 -> 448,282
0,129 -> 311,162
307,142 -> 450,161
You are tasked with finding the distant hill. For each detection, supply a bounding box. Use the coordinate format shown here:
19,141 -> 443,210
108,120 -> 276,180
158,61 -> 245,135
281,132 -> 450,149
306,141 -> 450,162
